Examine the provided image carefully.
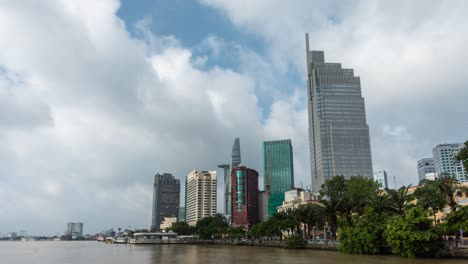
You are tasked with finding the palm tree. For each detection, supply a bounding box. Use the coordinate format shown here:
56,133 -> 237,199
437,177 -> 467,210
385,185 -> 412,214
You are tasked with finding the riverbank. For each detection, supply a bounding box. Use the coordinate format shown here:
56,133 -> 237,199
131,239 -> 468,259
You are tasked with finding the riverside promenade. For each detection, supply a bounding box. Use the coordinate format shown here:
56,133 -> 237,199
132,238 -> 468,258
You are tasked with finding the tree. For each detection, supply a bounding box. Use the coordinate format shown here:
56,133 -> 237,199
384,207 -> 446,258
339,207 -> 386,254
196,214 -> 228,239
344,176 -> 380,225
384,185 -> 413,214
456,141 -> 468,173
445,206 -> 468,234
169,222 -> 194,235
295,204 -> 325,238
226,227 -> 245,239
319,175 -> 347,239
413,181 -> 447,225
436,178 -> 467,210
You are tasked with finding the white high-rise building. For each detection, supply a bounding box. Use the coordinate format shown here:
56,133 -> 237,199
185,170 -> 217,226
432,143 -> 467,182
373,170 -> 388,189
417,158 -> 435,184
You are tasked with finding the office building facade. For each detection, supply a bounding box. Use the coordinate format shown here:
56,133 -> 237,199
231,165 -> 259,229
417,158 -> 435,184
263,139 -> 294,216
151,173 -> 180,231
218,164 -> 230,221
178,206 -> 186,222
185,170 -> 217,226
432,143 -> 467,182
306,34 -> 373,192
373,170 -> 388,189
258,191 -> 269,222
66,222 -> 83,237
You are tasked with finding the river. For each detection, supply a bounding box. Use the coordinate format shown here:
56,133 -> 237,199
0,241 -> 465,264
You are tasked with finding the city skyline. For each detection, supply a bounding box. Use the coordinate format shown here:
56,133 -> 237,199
1,0 -> 467,235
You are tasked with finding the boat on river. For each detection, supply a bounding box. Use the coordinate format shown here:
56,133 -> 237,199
114,237 -> 128,244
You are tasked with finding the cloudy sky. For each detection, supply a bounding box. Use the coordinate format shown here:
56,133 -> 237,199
1,0 -> 467,235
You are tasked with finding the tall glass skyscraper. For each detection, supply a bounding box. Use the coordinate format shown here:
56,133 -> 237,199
306,34 -> 373,193
263,139 -> 294,216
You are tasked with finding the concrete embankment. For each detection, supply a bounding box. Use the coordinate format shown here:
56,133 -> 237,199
215,240 -> 338,250
131,239 -> 468,258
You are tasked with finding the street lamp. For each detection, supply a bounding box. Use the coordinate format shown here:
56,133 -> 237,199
312,226 -> 316,244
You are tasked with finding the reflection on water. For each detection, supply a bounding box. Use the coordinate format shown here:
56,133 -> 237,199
0,241 -> 465,264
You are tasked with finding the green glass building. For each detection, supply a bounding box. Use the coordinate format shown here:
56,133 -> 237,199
263,139 -> 294,216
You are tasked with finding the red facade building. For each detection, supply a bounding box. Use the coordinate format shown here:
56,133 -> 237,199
231,165 -> 259,229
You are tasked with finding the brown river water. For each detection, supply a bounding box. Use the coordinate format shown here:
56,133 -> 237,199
0,241 -> 465,264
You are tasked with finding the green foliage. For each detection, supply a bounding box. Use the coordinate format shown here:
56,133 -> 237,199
196,214 -> 228,239
285,235 -> 307,249
320,175 -> 381,237
295,204 -> 325,238
456,141 -> 468,173
445,206 -> 468,233
414,180 -> 447,224
384,185 -> 413,214
384,207 -> 446,258
248,211 -> 302,239
170,222 -> 194,235
339,207 -> 386,254
346,176 -> 380,216
320,175 -> 347,239
226,227 -> 245,238
436,178 -> 467,210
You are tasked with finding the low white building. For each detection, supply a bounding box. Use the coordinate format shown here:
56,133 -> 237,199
160,217 -> 178,231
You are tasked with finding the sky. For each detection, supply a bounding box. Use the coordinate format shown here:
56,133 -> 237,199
0,0 -> 467,236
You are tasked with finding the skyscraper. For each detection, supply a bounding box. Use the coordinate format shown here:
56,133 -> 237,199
151,173 -> 180,231
417,158 -> 435,184
231,138 -> 242,168
373,170 -> 388,189
179,207 -> 186,222
306,34 -> 373,192
218,164 -> 230,221
66,222 -> 83,237
185,170 -> 217,226
263,139 -> 294,216
221,138 -> 242,223
432,143 -> 467,182
231,165 -> 259,229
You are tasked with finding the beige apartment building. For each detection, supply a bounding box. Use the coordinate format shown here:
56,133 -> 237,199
185,170 -> 217,226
